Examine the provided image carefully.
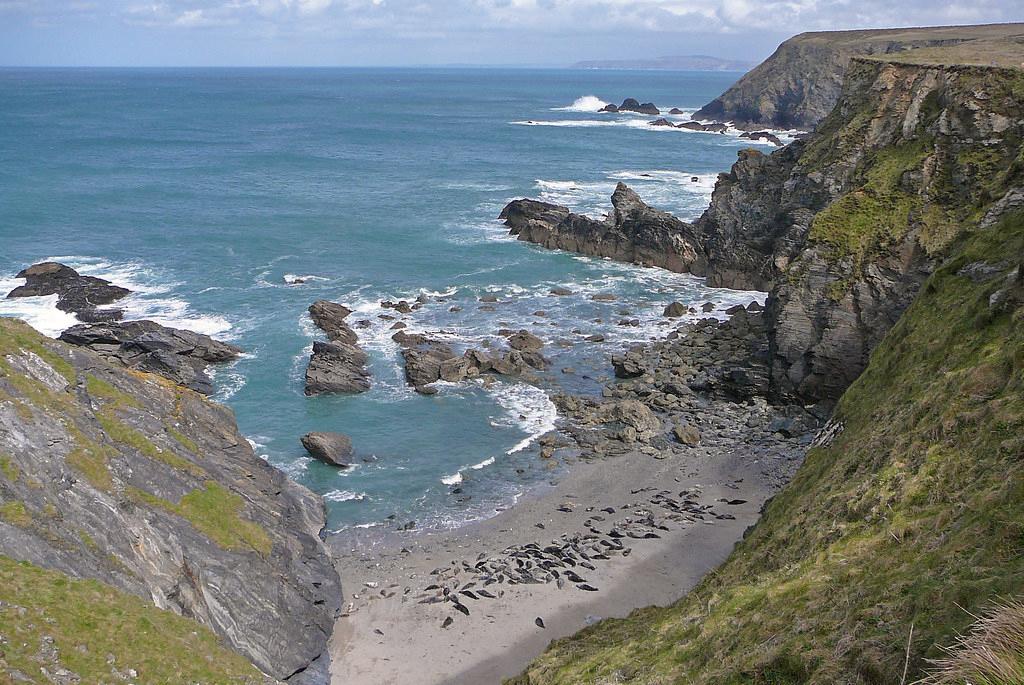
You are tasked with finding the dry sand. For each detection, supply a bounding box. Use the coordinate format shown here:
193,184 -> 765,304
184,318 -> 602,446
327,437 -> 798,685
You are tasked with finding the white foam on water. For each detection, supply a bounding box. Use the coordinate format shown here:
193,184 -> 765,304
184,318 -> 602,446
552,95 -> 610,112
284,273 -> 330,284
0,284 -> 79,337
2,256 -> 235,339
470,456 -> 496,469
441,471 -> 463,486
324,490 -> 367,503
488,382 -> 558,455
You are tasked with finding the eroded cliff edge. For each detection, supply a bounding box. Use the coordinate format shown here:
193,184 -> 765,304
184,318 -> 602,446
0,317 -> 341,683
505,54 -> 1024,413
692,23 -> 1024,130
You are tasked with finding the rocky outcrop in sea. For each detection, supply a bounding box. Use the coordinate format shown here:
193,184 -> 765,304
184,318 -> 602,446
304,300 -> 371,395
6,261 -> 131,322
58,319 -> 242,395
501,182 -> 706,274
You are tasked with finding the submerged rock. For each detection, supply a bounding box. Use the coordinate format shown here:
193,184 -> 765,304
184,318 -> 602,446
7,261 -> 131,322
59,320 -> 241,395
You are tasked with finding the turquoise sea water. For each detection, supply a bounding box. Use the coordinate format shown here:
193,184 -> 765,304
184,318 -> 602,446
0,68 -> 773,532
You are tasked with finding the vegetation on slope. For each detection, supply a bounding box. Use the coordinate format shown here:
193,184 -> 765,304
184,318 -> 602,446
510,211 -> 1024,684
0,555 -> 272,684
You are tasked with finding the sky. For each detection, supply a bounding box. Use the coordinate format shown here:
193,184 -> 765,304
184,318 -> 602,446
1,0 -> 1022,67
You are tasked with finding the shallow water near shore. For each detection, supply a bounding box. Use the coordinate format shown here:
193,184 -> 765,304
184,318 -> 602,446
0,67 -> 766,532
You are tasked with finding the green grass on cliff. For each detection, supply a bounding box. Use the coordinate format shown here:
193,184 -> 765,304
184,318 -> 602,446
130,482 -> 273,556
509,212 -> 1024,684
0,555 -> 271,684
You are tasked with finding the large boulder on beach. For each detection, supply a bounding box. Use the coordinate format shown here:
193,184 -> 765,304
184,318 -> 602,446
59,320 -> 242,394
594,399 -> 661,442
8,261 -> 131,322
301,432 -> 354,466
612,350 -> 647,378
304,340 -> 371,395
309,300 -> 356,343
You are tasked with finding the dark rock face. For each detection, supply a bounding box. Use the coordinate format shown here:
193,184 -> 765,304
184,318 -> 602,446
59,320 -> 242,395
691,26 -> 1022,130
305,300 -> 370,396
649,118 -> 675,127
696,58 -> 1024,408
501,183 -> 706,274
305,340 -> 371,395
616,98 -> 660,115
739,130 -> 784,146
507,329 -> 544,351
663,302 -> 687,317
7,262 -> 130,322
301,432 -> 354,467
0,318 -> 341,682
399,337 -> 457,391
308,300 -> 356,344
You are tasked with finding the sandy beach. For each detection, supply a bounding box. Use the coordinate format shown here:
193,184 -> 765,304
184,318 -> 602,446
327,417 -> 803,685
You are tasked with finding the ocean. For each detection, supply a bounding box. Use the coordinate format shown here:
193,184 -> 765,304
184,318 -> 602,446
0,67 -> 777,533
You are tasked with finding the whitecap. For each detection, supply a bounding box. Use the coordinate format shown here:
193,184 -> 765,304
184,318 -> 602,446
552,95 -> 609,112
441,471 -> 463,486
324,490 -> 367,503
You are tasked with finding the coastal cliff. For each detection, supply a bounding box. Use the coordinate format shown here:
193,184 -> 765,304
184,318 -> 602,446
0,318 -> 341,683
508,45 -> 1024,685
692,23 -> 1024,130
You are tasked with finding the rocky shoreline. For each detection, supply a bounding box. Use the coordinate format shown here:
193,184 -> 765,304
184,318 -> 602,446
327,302 -> 814,684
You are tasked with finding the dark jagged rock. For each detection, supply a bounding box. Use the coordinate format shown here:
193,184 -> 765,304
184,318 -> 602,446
739,130 -> 784,146
7,261 -> 131,322
59,320 -> 242,395
599,103 -> 618,112
669,108 -> 685,115
697,57 -> 1024,407
304,340 -> 371,395
501,183 -> 706,274
617,98 -> 660,115
393,333 -> 458,390
663,302 -> 687,317
649,118 -> 675,127
507,329 -> 544,351
301,431 -> 354,467
676,121 -> 706,131
0,318 -> 341,682
308,300 -> 356,344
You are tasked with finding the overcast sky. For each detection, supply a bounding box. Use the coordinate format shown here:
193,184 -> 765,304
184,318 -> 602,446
1,0 -> 1022,66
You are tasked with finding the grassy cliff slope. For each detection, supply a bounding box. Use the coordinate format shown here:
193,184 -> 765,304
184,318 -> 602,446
0,555 -> 275,684
509,205 -> 1024,683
